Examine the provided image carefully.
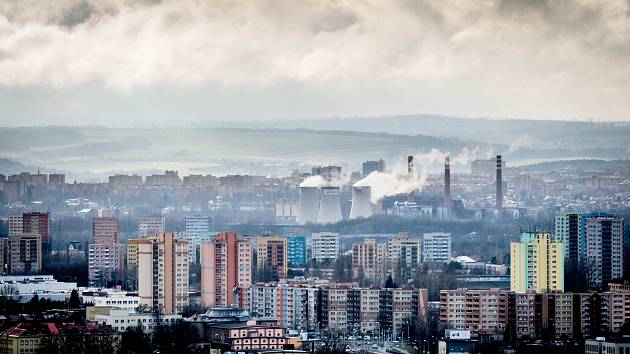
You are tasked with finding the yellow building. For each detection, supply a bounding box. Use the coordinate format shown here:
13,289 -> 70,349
511,232 -> 564,293
256,236 -> 288,278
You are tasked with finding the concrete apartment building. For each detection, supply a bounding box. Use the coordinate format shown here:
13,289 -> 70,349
137,217 -> 165,238
89,217 -> 124,286
256,236 -> 288,278
200,232 -> 252,307
585,216 -> 624,289
422,232 -> 452,262
310,232 -> 339,263
352,239 -> 387,281
440,285 -> 630,340
440,288 -> 510,335
511,232 -> 564,293
185,215 -> 212,263
137,232 -> 189,314
8,233 -> 42,274
388,234 -> 422,269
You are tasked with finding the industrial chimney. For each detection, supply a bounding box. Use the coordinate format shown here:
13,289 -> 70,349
297,186 -> 320,225
349,186 -> 372,220
317,187 -> 343,224
407,155 -> 415,203
444,156 -> 451,219
496,155 -> 503,217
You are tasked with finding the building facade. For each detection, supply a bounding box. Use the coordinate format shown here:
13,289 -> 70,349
8,233 -> 42,275
311,232 -> 339,263
256,236 -> 288,278
286,235 -> 307,266
511,232 -> 564,293
200,232 -> 252,307
88,217 -> 124,286
137,232 -> 189,314
422,232 -> 452,262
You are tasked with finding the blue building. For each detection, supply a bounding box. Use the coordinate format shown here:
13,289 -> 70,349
286,235 -> 307,266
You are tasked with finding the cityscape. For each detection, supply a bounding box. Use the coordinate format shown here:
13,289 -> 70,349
1,1 -> 630,354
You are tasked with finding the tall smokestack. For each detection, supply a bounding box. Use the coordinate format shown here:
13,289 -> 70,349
496,155 -> 503,217
407,155 -> 414,203
444,156 -> 451,219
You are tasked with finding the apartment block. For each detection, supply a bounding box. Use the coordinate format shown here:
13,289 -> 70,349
511,232 -> 564,293
311,232 -> 339,263
422,232 -> 451,262
257,236 -> 288,278
8,233 -> 42,275
137,232 -> 189,314
388,234 -> 421,269
585,216 -> 624,290
200,232 -> 252,307
286,235 -> 307,266
137,217 -> 165,238
352,239 -> 386,281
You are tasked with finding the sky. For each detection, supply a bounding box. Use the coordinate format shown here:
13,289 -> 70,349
0,0 -> 629,126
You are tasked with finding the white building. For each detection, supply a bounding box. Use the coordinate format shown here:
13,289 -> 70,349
81,289 -> 140,311
0,275 -> 76,295
185,215 -> 212,263
138,217 -> 165,238
422,233 -> 452,262
94,308 -> 181,333
310,232 -> 339,263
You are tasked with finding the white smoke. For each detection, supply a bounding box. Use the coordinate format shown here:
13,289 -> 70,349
354,146 -> 494,203
299,175 -> 327,187
354,170 -> 421,203
507,133 -> 531,153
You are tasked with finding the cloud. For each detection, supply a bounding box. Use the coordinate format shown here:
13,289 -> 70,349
0,0 -> 629,121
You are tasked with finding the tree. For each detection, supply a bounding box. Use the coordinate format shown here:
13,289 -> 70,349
0,284 -> 18,295
119,326 -> 152,354
69,289 -> 80,308
317,328 -> 347,354
384,274 -> 396,288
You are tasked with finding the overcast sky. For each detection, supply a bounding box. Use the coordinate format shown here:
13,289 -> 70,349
0,0 -> 629,126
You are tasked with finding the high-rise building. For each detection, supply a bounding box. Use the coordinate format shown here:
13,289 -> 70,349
585,215 -> 624,290
511,232 -> 564,293
8,215 -> 23,236
388,234 -> 421,269
137,233 -> 189,314
362,159 -> 385,176
185,215 -> 212,263
311,232 -> 340,263
137,217 -> 165,238
422,233 -> 452,263
256,236 -> 288,278
22,212 -> 49,245
352,239 -> 386,281
200,232 -> 252,307
0,237 -> 8,275
496,155 -> 503,216
554,212 -> 581,290
8,233 -> 42,275
89,217 -> 124,286
286,235 -> 307,266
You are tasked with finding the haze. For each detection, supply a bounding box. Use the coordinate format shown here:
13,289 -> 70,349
1,0 -> 629,126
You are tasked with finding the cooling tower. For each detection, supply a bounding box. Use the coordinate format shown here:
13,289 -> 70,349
350,186 -> 372,220
317,187 -> 343,224
297,186 -> 320,225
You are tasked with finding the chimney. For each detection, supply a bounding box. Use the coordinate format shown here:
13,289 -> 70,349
407,155 -> 414,203
444,156 -> 451,219
496,155 -> 503,216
